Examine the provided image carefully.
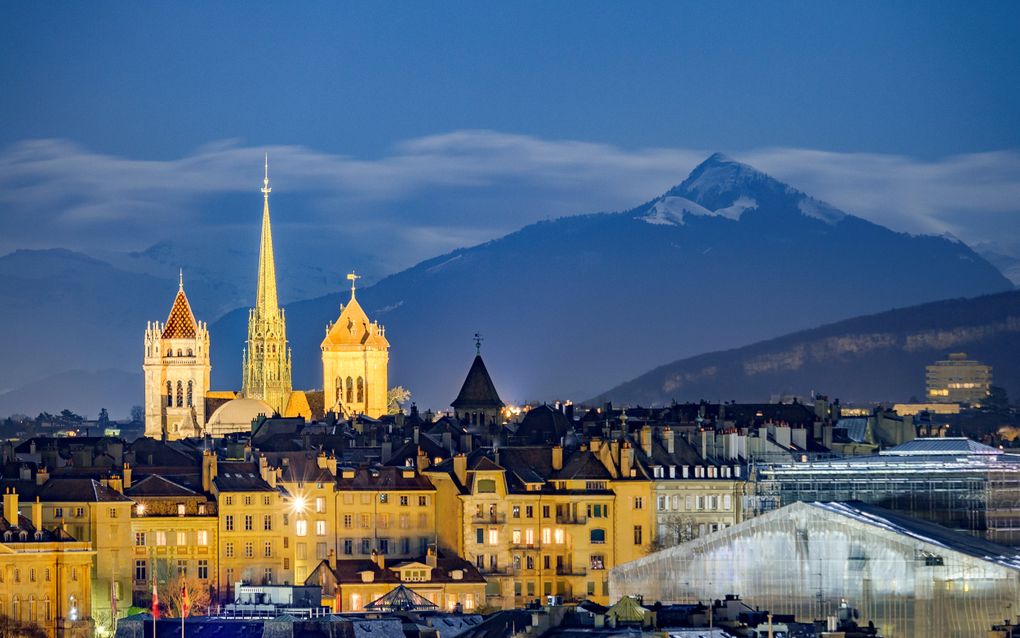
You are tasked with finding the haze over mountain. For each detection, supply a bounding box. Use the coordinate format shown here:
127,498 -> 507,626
1,154 -> 1012,417
204,154 -> 1011,410
592,289 -> 1020,406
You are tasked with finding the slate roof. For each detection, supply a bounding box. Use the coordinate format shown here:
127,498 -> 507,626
125,474 -> 198,498
213,463 -> 275,492
334,466 -> 434,491
329,554 -> 486,586
451,355 -> 503,409
1,478 -> 133,503
880,437 -> 1001,456
513,405 -> 570,445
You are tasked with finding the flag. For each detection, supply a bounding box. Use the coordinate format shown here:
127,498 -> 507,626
181,584 -> 190,618
151,580 -> 160,620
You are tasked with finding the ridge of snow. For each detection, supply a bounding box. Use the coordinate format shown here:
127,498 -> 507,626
639,197 -> 712,226
797,197 -> 846,225
714,196 -> 757,220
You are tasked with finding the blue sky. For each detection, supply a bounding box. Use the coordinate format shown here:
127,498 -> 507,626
2,2 -> 1020,278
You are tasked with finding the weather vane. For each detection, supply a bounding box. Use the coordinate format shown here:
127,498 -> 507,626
347,271 -> 360,298
473,332 -> 483,355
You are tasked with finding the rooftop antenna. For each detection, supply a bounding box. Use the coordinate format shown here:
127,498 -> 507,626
473,332 -> 483,355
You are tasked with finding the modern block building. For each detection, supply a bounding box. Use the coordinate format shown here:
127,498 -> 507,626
926,352 -> 992,405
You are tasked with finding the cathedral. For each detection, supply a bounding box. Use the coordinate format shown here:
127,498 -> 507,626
240,156 -> 293,414
143,156 -> 391,439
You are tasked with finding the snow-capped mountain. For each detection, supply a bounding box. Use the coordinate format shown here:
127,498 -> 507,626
207,153 -> 1012,409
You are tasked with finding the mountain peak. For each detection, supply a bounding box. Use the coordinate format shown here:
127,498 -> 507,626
649,153 -> 847,226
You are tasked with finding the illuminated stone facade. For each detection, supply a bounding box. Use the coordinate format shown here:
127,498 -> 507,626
321,275 -> 389,418
242,157 -> 293,414
142,275 -> 210,440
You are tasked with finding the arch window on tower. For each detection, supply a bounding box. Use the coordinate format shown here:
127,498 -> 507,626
346,377 -> 354,403
357,377 -> 364,403
187,380 -> 193,407
187,348 -> 193,356
335,377 -> 342,403
167,381 -> 173,407
176,380 -> 184,407
177,349 -> 182,357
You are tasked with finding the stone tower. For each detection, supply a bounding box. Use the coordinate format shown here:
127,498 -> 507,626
143,272 -> 211,440
241,155 -> 292,414
321,273 -> 390,418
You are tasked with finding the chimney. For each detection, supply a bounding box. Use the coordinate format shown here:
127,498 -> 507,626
640,426 -> 652,457
551,445 -> 563,472
326,455 -> 337,476
19,465 -> 31,481
36,466 -> 50,486
452,454 -> 467,486
122,463 -> 132,489
413,426 -> 420,445
4,488 -> 19,526
202,449 -> 218,493
32,497 -> 42,532
316,451 -> 328,469
381,441 -> 393,464
442,432 -> 453,454
460,433 -> 473,454
664,428 -> 675,455
426,544 -> 438,568
372,549 -> 385,570
621,442 -> 633,478
108,474 -> 124,494
328,548 -> 337,572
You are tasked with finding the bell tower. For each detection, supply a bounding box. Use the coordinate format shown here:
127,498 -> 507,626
143,271 -> 211,439
321,272 -> 390,418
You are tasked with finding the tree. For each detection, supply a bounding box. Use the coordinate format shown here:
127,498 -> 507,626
153,562 -> 211,618
98,408 -> 110,426
59,409 -> 84,424
0,615 -> 47,638
387,386 -> 411,415
130,405 -> 144,424
987,386 -> 1010,414
651,512 -> 699,551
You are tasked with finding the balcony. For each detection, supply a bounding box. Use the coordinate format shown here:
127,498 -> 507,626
555,515 -> 587,525
510,542 -> 541,551
471,513 -> 506,524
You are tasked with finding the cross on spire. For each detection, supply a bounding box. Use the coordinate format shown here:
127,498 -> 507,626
347,271 -> 361,299
178,268 -> 184,291
473,332 -> 483,355
261,152 -> 272,198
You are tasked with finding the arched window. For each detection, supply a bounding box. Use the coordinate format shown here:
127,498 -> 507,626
357,377 -> 364,403
167,381 -> 173,407
187,380 -> 193,407
12,596 -> 19,621
177,349 -> 182,357
346,377 -> 354,404
335,377 -> 342,403
187,348 -> 193,356
176,381 -> 184,407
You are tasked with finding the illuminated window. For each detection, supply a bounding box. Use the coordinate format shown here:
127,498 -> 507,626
488,528 -> 499,545
316,520 -> 327,536
554,528 -> 565,544
296,520 -> 307,536
315,497 -> 326,513
542,528 -> 551,544
197,530 -> 208,546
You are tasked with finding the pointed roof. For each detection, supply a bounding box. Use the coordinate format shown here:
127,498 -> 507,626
161,277 -> 198,339
255,154 -> 279,315
322,295 -> 389,350
364,584 -> 439,612
451,355 -> 504,410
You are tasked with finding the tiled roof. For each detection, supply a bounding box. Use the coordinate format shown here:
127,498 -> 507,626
331,555 -> 486,585
161,288 -> 198,339
334,466 -> 434,491
1,478 -> 133,503
213,463 -> 275,492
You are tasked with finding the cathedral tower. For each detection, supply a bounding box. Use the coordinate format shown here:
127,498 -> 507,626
321,273 -> 390,418
143,272 -> 211,439
242,155 -> 292,413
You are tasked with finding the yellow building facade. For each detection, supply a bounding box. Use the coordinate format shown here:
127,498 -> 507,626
1,490 -> 95,638
321,275 -> 390,418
